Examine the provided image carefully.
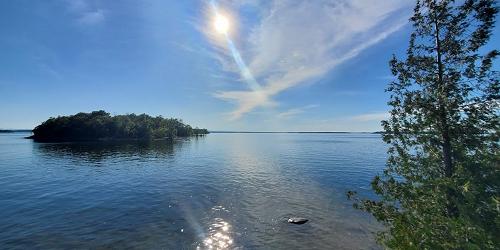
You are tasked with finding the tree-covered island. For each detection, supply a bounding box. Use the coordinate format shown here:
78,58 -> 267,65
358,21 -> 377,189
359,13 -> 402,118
29,111 -> 209,142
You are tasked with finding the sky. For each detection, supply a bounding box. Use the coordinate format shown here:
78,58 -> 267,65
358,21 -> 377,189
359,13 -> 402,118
0,0 -> 499,131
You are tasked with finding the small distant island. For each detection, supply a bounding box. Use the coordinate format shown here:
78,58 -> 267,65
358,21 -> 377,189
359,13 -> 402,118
0,129 -> 32,133
28,110 -> 209,142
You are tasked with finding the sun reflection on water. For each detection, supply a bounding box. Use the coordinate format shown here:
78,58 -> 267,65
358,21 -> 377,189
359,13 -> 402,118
197,206 -> 235,249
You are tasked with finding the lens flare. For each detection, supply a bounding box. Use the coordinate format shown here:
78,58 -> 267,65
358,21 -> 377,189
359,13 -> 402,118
209,0 -> 263,96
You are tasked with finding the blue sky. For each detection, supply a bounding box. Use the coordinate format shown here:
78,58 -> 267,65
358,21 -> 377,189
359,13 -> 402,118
1,0 -> 498,131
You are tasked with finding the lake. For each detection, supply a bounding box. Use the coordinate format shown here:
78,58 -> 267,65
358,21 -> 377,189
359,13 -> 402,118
0,132 -> 387,249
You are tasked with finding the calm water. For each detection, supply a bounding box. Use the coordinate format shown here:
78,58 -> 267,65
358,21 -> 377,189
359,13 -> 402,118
0,132 -> 387,249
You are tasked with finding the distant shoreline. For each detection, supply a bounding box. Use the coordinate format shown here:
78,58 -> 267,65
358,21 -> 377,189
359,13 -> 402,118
210,131 -> 383,134
1,130 -> 383,134
0,129 -> 32,133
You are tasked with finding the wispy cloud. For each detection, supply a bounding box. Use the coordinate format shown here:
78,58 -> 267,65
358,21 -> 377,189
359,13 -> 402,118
38,62 -> 63,80
284,111 -> 390,132
66,0 -> 88,12
206,0 -> 412,120
350,112 -> 389,122
78,9 -> 104,25
277,104 -> 319,119
66,0 -> 105,25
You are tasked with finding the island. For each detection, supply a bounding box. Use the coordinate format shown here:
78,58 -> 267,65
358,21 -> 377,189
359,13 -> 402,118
0,129 -> 32,133
28,110 -> 209,142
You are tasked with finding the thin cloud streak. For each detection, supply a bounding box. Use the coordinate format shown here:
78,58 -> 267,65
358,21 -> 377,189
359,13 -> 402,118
65,0 -> 105,25
77,9 -> 104,25
287,111 -> 390,132
207,0 -> 413,120
277,105 -> 319,119
350,112 -> 390,122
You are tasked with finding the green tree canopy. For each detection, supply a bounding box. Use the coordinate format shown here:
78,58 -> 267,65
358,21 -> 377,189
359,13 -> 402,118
349,0 -> 499,249
31,111 -> 209,142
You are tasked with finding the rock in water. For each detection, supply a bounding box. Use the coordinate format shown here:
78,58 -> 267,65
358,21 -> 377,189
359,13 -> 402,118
287,217 -> 308,224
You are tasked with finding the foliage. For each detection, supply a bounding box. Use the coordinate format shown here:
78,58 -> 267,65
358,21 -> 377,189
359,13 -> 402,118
348,0 -> 499,249
31,110 -> 209,142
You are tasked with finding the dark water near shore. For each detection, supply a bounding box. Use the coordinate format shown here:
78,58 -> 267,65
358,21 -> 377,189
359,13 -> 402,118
0,132 -> 386,249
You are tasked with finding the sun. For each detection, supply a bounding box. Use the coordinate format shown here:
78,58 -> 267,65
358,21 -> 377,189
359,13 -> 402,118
214,14 -> 230,34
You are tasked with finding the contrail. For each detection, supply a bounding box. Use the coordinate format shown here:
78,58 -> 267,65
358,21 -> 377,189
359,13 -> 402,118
210,0 -> 262,92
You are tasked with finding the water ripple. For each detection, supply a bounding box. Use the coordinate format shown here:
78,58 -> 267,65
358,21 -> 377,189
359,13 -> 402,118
0,132 -> 386,249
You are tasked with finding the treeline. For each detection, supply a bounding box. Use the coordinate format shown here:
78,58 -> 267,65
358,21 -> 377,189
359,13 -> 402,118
0,130 -> 32,133
30,111 -> 209,142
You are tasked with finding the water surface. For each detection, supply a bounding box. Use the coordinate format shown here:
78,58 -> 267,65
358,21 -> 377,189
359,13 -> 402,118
0,132 -> 386,249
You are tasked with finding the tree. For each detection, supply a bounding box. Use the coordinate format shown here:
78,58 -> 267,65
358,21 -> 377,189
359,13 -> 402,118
31,111 -> 209,141
348,0 -> 499,249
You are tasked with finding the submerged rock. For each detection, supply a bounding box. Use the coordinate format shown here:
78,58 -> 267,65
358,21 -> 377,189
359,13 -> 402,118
287,217 -> 308,224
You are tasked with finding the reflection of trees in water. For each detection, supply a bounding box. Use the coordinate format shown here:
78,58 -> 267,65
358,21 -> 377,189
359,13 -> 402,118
33,138 -> 204,163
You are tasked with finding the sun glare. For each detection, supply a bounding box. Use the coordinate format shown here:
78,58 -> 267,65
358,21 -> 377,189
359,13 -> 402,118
214,14 -> 230,34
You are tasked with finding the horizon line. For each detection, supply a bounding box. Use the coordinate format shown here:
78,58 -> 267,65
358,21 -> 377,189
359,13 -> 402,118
0,129 -> 383,134
209,131 -> 382,134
